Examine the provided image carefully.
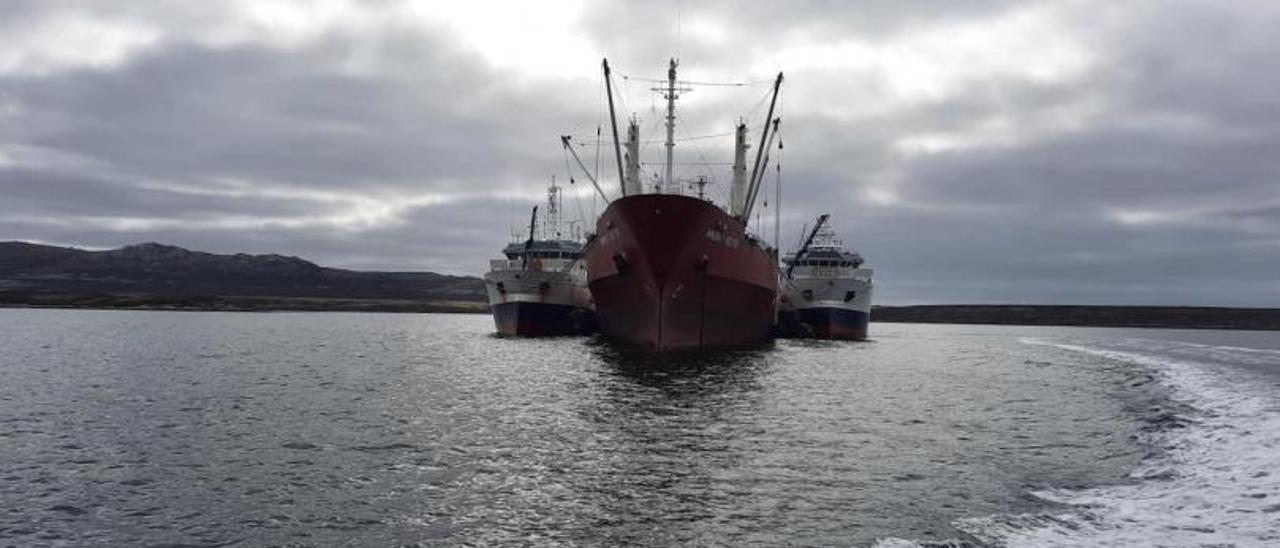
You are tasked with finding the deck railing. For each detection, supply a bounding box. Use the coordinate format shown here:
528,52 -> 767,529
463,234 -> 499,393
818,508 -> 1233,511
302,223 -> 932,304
488,258 -> 580,272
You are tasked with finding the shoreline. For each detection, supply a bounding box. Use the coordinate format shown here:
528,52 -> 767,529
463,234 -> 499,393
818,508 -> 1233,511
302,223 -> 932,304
872,304 -> 1280,331
3,298 -> 1278,331
0,294 -> 488,314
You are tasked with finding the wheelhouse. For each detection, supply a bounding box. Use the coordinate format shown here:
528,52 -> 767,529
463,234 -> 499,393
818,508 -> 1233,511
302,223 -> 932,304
501,240 -> 585,261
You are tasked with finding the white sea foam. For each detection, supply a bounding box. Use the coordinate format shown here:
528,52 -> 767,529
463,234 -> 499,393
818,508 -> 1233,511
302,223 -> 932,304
956,338 -> 1280,547
870,539 -> 926,548
870,538 -> 972,548
1155,340 -> 1280,358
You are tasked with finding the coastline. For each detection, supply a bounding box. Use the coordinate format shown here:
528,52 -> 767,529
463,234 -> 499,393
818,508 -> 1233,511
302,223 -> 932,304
0,293 -> 487,314
4,294 -> 1278,330
872,304 -> 1280,331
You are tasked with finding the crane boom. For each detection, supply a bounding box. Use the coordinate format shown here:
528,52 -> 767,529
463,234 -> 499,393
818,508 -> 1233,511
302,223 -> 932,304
521,206 -> 539,270
603,59 -> 627,197
785,214 -> 829,279
561,136 -> 611,204
741,71 -> 783,221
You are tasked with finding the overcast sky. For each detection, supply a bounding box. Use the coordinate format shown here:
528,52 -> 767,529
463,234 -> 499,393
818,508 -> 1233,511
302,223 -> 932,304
2,1 -> 1277,306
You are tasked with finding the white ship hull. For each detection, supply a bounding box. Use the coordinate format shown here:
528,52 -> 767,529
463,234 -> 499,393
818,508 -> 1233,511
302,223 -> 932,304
779,269 -> 873,340
484,260 -> 594,336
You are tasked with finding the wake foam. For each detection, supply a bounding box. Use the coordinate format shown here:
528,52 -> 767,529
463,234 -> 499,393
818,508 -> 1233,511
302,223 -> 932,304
870,538 -> 977,548
955,338 -> 1280,547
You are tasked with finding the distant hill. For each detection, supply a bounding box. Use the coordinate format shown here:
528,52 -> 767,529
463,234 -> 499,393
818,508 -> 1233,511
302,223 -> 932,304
6,241 -> 1277,328
0,241 -> 486,312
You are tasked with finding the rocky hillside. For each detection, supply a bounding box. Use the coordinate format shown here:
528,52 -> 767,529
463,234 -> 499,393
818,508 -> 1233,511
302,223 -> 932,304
0,241 -> 486,303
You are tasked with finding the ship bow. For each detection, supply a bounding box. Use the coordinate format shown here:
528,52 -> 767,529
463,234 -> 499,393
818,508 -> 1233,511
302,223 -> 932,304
587,194 -> 777,350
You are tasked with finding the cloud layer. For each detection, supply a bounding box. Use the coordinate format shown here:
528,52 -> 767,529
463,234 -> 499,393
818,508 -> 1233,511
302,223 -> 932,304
1,0 -> 1277,305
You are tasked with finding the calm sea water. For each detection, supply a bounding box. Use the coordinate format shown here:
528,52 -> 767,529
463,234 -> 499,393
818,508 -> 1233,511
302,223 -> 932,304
1,309 -> 1277,547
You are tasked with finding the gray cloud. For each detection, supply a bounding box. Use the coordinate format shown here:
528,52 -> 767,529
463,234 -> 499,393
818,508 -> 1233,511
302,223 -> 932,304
1,0 -> 1277,306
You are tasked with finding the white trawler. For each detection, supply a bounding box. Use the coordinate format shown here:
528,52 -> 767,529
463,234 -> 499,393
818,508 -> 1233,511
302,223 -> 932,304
778,214 -> 874,340
483,180 -> 595,336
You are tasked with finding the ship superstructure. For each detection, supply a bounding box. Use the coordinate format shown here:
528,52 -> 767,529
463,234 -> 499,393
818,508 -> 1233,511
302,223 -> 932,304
779,215 -> 874,340
582,59 -> 784,350
484,180 -> 595,336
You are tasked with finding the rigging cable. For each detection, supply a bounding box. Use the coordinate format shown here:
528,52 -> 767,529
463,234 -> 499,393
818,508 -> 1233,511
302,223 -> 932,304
775,85 -> 785,252
564,130 -> 736,146
742,86 -> 774,125
620,74 -> 770,87
615,68 -> 632,131
563,146 -> 589,233
686,129 -> 721,200
593,125 -> 601,222
595,79 -> 605,221
774,129 -> 783,253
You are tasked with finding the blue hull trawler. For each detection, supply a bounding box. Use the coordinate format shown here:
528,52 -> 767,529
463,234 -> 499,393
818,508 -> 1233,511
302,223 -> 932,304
778,214 -> 874,340
483,180 -> 596,336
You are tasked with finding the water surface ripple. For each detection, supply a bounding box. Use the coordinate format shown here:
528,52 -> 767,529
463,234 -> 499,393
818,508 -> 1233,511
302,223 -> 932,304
4,310 -> 1267,546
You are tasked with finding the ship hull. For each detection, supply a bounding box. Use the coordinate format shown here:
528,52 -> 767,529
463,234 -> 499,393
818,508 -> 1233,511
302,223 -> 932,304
586,194 -> 777,351
779,306 -> 869,340
484,268 -> 595,336
778,276 -> 873,340
490,301 -> 595,336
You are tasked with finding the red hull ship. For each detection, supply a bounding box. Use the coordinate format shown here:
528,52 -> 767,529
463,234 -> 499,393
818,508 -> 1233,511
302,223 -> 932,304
578,59 -> 786,351
587,194 -> 777,350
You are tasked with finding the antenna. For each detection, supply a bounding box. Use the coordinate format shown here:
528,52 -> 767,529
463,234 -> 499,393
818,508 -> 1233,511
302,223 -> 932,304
676,9 -> 683,60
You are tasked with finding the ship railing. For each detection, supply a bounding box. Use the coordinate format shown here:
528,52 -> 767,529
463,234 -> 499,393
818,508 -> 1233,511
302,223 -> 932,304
791,266 -> 874,280
489,258 -> 581,272
651,184 -> 682,196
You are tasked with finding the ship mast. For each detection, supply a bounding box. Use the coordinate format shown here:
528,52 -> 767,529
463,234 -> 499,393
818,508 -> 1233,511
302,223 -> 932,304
546,177 -> 561,239
650,59 -> 690,193
663,59 -> 678,191
730,121 -> 748,216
